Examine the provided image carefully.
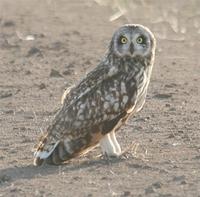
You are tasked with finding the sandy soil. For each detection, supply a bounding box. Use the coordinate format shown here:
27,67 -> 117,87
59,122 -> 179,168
0,0 -> 200,196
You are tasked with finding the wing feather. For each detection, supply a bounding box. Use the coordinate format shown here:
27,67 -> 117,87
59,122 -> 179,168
49,63 -> 142,136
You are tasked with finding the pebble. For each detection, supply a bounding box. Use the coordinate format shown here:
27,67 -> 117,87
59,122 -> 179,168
50,69 -> 63,78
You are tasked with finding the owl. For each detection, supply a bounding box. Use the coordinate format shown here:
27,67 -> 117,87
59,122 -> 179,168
34,24 -> 156,166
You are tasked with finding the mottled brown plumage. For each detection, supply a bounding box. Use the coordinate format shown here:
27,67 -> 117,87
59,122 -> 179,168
34,24 -> 156,166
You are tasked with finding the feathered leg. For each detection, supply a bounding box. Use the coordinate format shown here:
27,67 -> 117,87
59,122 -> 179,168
100,131 -> 121,157
109,130 -> 121,155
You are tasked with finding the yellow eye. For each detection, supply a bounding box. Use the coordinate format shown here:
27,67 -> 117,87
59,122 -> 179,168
137,37 -> 143,44
120,36 -> 128,44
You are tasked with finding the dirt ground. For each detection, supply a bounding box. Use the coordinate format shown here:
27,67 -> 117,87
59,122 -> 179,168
0,0 -> 200,196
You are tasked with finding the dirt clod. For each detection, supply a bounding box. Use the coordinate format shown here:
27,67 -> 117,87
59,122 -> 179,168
50,69 -> 63,78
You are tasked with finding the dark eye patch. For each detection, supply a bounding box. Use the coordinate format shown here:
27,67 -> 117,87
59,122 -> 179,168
137,35 -> 146,45
118,35 -> 128,44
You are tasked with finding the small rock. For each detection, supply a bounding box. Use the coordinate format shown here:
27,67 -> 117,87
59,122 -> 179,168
164,83 -> 177,88
24,113 -> 34,119
173,175 -> 185,182
63,69 -> 74,76
38,83 -> 46,89
173,164 -> 179,168
129,163 -> 142,168
62,49 -> 69,54
65,63 -> 74,69
50,41 -> 63,50
72,30 -> 80,35
193,155 -> 200,160
178,130 -> 184,134
84,59 -> 92,65
122,191 -> 131,196
20,127 -> 26,131
10,188 -> 19,192
0,37 -> 10,48
3,20 -> 15,27
25,70 -> 32,75
180,180 -> 187,185
37,33 -> 45,38
0,174 -> 11,184
101,176 -> 108,180
169,107 -> 176,111
135,117 -> 146,122
145,186 -> 155,194
0,91 -> 12,99
153,93 -> 172,99
152,182 -> 162,189
0,156 -> 4,160
192,110 -> 198,113
26,47 -> 41,57
163,142 -> 169,147
165,103 -> 171,107
73,176 -> 81,181
50,69 -> 63,78
159,194 -> 172,197
3,109 -> 14,114
168,133 -> 175,138
21,136 -> 32,143
10,149 -> 17,154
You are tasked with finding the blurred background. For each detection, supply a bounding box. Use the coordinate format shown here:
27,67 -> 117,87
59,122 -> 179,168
1,0 -> 200,62
1,0 -> 200,41
95,0 -> 200,40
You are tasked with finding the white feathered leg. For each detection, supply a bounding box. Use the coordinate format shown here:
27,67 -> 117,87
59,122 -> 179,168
100,132 -> 121,157
109,130 -> 121,155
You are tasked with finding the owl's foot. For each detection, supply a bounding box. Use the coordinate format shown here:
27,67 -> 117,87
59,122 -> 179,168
100,132 -> 121,158
99,132 -> 140,160
120,142 -> 140,159
109,131 -> 121,155
98,141 -> 140,160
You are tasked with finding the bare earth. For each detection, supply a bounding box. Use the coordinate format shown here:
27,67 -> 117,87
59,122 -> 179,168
0,1 -> 200,196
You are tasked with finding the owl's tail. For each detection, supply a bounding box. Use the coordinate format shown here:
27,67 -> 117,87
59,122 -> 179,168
33,134 -> 73,166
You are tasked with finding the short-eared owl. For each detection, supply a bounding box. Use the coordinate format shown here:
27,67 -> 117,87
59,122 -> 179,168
34,24 -> 156,166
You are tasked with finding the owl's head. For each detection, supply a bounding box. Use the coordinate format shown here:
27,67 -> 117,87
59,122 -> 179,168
110,24 -> 156,58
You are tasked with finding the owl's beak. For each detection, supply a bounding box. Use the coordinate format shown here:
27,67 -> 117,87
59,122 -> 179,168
129,42 -> 134,55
